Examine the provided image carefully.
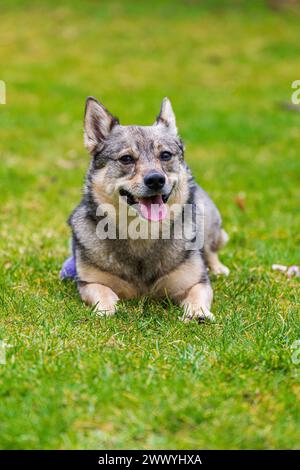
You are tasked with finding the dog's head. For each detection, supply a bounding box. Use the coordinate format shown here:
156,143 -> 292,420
84,97 -> 189,222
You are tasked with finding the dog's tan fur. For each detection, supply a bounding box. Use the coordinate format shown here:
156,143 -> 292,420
77,252 -> 139,299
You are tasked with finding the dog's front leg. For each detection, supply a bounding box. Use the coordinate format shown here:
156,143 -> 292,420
181,282 -> 215,322
78,282 -> 119,316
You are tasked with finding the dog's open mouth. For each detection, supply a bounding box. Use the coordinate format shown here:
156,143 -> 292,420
119,189 -> 170,222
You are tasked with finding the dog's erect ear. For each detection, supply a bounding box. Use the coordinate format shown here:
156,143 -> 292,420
84,97 -> 119,154
156,97 -> 177,134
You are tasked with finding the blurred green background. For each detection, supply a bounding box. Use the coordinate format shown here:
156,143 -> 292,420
0,0 -> 299,449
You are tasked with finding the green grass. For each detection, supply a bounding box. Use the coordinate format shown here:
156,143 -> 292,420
0,0 -> 300,449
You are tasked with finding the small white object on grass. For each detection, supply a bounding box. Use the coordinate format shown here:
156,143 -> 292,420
287,265 -> 300,278
272,264 -> 288,273
272,264 -> 300,278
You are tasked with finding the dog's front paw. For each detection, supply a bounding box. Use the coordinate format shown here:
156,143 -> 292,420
181,303 -> 215,323
93,290 -> 119,317
79,283 -> 119,317
93,301 -> 117,317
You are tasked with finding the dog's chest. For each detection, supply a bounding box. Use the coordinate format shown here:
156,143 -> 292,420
99,238 -> 186,287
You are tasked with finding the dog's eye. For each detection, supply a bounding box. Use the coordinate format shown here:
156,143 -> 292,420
119,154 -> 135,165
160,151 -> 172,161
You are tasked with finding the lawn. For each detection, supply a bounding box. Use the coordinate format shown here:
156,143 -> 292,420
0,0 -> 300,449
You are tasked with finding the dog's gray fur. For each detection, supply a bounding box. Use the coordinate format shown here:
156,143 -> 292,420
68,97 -> 229,321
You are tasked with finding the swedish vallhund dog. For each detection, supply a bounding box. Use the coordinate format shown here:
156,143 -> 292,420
62,97 -> 229,322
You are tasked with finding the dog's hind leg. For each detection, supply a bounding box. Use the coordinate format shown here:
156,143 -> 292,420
205,229 -> 230,276
78,282 -> 119,316
206,251 -> 230,276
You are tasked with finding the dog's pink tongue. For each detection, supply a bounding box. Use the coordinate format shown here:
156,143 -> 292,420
138,195 -> 167,222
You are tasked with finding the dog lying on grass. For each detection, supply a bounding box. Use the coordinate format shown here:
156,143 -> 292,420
62,97 -> 229,321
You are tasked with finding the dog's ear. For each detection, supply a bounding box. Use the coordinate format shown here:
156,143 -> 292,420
84,97 -> 119,154
156,97 -> 177,134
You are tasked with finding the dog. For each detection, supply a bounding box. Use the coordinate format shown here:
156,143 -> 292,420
64,96 -> 229,322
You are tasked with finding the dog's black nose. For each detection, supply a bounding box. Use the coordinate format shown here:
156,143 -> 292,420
144,172 -> 166,190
